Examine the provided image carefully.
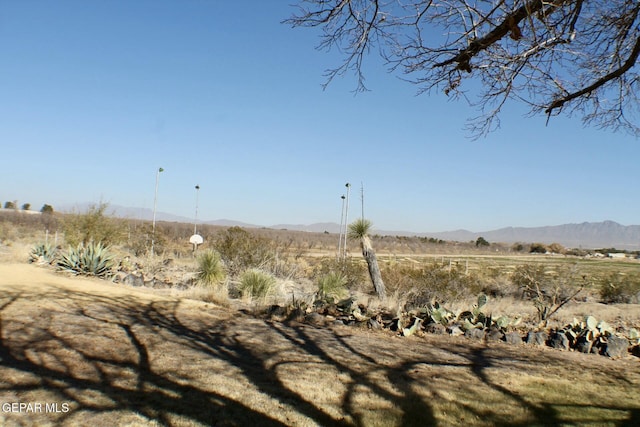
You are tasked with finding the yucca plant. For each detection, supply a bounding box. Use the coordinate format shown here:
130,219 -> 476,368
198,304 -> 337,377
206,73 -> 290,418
29,243 -> 58,264
316,272 -> 348,301
348,218 -> 386,299
57,241 -> 114,278
238,269 -> 276,301
196,250 -> 226,286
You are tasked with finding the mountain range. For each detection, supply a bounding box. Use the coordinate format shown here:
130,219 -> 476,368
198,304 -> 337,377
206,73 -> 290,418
61,204 -> 640,250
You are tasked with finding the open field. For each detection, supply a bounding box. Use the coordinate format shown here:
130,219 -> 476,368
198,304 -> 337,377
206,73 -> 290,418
1,262 -> 639,427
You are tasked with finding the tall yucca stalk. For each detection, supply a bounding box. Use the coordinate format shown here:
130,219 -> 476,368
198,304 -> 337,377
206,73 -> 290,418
348,218 -> 386,300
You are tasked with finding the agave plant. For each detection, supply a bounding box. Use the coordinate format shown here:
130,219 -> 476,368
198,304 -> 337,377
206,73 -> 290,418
57,241 -> 115,278
29,243 -> 58,264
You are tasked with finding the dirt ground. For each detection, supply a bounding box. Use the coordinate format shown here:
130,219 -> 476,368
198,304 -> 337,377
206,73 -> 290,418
0,262 -> 639,427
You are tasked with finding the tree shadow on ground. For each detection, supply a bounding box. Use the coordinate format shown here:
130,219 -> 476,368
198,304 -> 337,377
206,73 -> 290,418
1,285 -> 638,426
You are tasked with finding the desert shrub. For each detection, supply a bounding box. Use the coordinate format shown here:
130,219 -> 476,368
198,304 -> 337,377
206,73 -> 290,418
29,243 -> 58,264
382,260 -> 483,309
511,243 -> 525,252
196,250 -> 226,287
511,264 -> 586,324
57,241 -> 115,278
61,203 -> 126,247
316,272 -> 348,301
598,272 -> 640,304
475,237 -> 490,247
529,243 -> 548,254
214,227 -> 276,276
238,269 -> 276,301
311,257 -> 366,290
547,243 -> 566,254
125,223 -> 169,256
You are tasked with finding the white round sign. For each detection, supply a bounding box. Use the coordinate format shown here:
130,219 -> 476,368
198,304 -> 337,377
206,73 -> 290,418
189,234 -> 204,245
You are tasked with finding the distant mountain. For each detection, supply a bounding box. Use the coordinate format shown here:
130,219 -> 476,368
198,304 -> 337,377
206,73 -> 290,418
478,221 -> 640,250
269,221 -> 640,250
270,222 -> 342,233
58,203 -> 639,249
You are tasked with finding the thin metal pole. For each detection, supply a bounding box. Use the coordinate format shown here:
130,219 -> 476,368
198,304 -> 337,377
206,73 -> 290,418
151,167 -> 163,256
343,182 -> 351,259
360,181 -> 364,221
194,185 -> 200,235
338,194 -> 345,259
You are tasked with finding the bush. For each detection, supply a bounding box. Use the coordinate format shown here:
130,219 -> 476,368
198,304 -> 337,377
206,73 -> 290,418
57,242 -> 115,278
475,237 -> 490,247
529,243 -> 548,254
214,227 -> 276,276
196,250 -> 226,286
511,264 -> 586,323
599,272 -> 640,304
316,272 -> 348,301
311,257 -> 366,290
238,269 -> 276,301
382,260 -> 483,309
61,203 -> 126,247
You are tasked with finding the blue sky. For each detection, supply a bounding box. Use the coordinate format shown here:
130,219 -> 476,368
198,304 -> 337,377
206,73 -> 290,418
1,1 -> 638,233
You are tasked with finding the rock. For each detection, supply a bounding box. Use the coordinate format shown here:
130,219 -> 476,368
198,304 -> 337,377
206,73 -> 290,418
575,336 -> 594,354
367,318 -> 382,330
123,274 -> 144,287
112,271 -> 128,284
425,323 -> 446,335
526,331 -> 548,346
465,328 -> 486,340
486,328 -> 504,342
603,336 -> 629,359
549,331 -> 570,350
268,305 -> 287,319
448,325 -> 464,337
305,312 -> 326,326
504,332 -> 523,345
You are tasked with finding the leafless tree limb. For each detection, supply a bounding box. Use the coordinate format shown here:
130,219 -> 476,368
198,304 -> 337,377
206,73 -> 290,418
285,0 -> 640,137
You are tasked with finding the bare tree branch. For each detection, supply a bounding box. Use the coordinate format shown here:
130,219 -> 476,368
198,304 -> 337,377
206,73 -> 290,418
285,0 -> 640,137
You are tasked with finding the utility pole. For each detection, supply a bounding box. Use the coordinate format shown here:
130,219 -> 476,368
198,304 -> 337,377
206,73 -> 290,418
194,185 -> 200,235
338,194 -> 346,259
190,185 -> 203,253
151,167 -> 164,256
343,182 -> 351,259
360,181 -> 364,221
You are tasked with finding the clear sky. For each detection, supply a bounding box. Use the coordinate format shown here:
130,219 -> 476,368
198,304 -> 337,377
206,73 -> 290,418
1,1 -> 638,233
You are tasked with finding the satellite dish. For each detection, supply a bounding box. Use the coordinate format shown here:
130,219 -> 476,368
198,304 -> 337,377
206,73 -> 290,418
189,234 -> 204,245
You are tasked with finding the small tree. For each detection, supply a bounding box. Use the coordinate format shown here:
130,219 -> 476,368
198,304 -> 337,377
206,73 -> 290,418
41,204 -> 54,214
4,201 -> 16,209
476,236 -> 490,247
62,202 -> 126,246
348,218 -> 386,300
529,243 -> 548,254
21,203 -> 31,211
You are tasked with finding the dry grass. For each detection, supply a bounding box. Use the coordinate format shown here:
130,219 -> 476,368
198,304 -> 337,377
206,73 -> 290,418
1,262 -> 639,427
